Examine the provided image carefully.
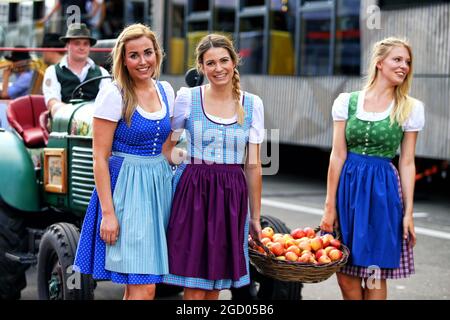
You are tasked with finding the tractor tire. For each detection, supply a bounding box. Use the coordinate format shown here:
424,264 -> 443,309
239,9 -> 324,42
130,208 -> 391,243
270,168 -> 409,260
0,200 -> 29,300
37,223 -> 95,300
230,215 -> 303,300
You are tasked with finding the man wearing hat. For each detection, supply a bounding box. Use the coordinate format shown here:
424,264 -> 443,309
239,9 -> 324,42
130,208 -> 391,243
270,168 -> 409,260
1,46 -> 33,99
42,23 -> 110,117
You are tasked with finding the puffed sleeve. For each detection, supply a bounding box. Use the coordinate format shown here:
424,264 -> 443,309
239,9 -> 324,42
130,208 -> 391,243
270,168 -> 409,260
159,81 -> 175,117
249,94 -> 265,144
403,100 -> 425,132
93,82 -> 123,122
171,87 -> 191,131
331,93 -> 350,121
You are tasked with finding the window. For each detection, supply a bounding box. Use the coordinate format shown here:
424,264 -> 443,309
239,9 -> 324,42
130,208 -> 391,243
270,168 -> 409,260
269,0 -> 296,75
214,0 -> 237,33
166,0 -> 187,74
299,8 -> 332,75
334,0 -> 360,75
239,15 -> 265,74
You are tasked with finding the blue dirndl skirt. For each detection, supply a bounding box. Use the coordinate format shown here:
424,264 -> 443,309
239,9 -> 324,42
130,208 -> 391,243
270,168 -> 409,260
73,152 -> 173,284
337,152 -> 403,269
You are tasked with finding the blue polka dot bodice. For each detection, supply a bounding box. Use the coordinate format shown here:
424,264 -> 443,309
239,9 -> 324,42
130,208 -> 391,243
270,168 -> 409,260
185,86 -> 253,164
112,82 -> 171,156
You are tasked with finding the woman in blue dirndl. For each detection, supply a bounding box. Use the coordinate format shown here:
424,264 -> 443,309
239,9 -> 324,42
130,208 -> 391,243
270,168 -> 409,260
163,34 -> 265,300
73,24 -> 174,300
321,37 -> 425,300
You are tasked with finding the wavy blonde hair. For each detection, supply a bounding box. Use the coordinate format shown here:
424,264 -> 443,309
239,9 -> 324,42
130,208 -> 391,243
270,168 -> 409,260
364,37 -> 415,126
195,34 -> 245,125
111,23 -> 163,125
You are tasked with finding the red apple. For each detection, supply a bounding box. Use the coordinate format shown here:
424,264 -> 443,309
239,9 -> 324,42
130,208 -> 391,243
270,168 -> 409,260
303,227 -> 316,238
310,237 -> 323,251
298,252 -> 313,263
315,249 -> 326,260
291,228 -> 306,239
330,239 -> 341,249
329,249 -> 343,261
320,234 -> 334,247
270,242 -> 284,256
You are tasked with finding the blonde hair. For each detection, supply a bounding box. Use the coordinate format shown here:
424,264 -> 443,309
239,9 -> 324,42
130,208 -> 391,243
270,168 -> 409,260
195,34 -> 245,125
111,23 -> 163,125
364,37 -> 415,126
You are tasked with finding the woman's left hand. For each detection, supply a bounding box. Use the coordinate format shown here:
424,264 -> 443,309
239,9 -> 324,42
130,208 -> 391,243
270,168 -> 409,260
403,215 -> 416,247
250,218 -> 262,242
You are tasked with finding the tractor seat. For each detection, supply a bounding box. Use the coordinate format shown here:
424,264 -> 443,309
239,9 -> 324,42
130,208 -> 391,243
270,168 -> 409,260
6,95 -> 48,148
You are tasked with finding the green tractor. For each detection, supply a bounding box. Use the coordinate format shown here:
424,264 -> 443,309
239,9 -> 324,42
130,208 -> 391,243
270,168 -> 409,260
0,71 -> 302,300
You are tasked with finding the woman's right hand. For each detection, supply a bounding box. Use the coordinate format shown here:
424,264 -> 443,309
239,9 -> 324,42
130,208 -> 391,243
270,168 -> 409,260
320,205 -> 338,233
100,213 -> 120,246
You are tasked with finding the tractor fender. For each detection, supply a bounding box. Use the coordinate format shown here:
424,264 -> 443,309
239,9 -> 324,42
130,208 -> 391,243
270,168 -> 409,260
0,129 -> 40,211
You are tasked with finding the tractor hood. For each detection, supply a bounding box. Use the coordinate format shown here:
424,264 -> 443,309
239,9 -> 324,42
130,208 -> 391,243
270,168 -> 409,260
51,101 -> 95,137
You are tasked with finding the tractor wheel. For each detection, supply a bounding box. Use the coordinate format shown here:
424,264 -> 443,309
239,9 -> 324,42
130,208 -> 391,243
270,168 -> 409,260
37,223 -> 95,300
0,200 -> 29,300
230,215 -> 303,300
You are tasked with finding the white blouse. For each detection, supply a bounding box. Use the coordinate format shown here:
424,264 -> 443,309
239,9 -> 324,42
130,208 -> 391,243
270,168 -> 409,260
93,80 -> 175,122
172,86 -> 265,144
331,91 -> 425,132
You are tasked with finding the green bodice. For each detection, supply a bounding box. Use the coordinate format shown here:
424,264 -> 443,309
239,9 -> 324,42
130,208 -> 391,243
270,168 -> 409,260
345,92 -> 403,159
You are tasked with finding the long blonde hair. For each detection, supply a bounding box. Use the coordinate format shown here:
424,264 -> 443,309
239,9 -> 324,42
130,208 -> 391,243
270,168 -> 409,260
364,37 -> 415,126
195,34 -> 245,125
111,23 -> 163,125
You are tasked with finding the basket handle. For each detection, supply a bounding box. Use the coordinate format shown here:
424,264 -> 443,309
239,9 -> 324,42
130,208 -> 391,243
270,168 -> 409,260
249,236 -> 275,257
315,226 -> 342,241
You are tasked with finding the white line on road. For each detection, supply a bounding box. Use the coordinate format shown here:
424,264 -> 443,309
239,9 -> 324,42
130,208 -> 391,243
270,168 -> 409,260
261,198 -> 450,240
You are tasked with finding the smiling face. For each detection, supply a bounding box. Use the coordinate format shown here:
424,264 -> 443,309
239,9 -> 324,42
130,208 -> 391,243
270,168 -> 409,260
124,36 -> 157,83
200,47 -> 236,87
376,45 -> 411,86
66,38 -> 91,62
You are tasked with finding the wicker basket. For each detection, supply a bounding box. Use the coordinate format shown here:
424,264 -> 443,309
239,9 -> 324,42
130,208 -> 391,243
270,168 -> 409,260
248,228 -> 350,283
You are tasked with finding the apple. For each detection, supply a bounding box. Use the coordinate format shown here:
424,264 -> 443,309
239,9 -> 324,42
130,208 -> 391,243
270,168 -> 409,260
324,246 -> 335,256
284,238 -> 297,249
261,237 -> 272,246
276,256 -> 286,261
310,237 -> 323,251
261,227 -> 274,239
315,249 -> 326,260
286,245 -> 301,256
330,239 -> 341,249
320,234 -> 334,247
317,254 -> 331,264
291,228 -> 306,239
285,251 -> 298,261
298,252 -> 313,263
329,249 -> 343,261
269,242 -> 284,256
298,240 -> 312,252
303,227 -> 316,238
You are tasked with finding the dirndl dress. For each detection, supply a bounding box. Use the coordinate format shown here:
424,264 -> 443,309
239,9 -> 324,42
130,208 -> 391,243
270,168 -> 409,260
74,82 -> 173,284
162,86 -> 254,290
337,91 -> 415,279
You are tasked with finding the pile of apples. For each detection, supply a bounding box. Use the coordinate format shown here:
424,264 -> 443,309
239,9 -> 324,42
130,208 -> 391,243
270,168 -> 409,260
250,226 -> 344,265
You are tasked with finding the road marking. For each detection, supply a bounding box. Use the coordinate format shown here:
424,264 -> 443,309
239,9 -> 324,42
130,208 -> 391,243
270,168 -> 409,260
261,198 -> 450,240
